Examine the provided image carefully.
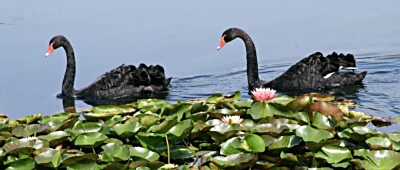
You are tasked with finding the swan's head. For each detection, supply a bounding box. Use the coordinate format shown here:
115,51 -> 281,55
46,35 -> 68,57
217,28 -> 241,50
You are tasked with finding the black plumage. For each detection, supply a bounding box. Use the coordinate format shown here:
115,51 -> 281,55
217,28 -> 367,91
46,35 -> 172,100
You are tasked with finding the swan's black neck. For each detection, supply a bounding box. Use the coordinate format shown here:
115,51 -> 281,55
236,30 -> 262,89
61,41 -> 76,97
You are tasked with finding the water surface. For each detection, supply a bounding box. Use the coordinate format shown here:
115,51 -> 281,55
0,1 -> 399,132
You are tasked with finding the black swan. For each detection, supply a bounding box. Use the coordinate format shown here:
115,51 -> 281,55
217,28 -> 367,91
45,35 -> 172,100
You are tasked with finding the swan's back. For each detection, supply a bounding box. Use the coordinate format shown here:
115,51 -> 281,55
76,63 -> 171,99
266,52 -> 367,90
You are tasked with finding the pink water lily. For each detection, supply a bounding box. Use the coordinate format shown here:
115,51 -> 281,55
251,87 -> 278,102
220,115 -> 244,125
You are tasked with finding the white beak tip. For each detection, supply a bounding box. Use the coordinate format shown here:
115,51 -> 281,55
45,52 -> 50,57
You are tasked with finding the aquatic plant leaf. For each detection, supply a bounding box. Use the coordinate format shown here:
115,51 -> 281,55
137,99 -> 171,111
311,112 -> 333,129
134,114 -> 159,129
331,162 -> 350,168
148,116 -> 178,133
111,122 -> 142,138
295,125 -> 333,143
38,131 -> 69,147
16,113 -> 42,124
167,119 -> 194,141
70,122 -> 103,136
104,138 -> 123,145
128,161 -> 165,169
338,127 -> 380,142
169,147 -> 196,160
196,119 -> 221,132
389,132 -> 400,142
136,134 -> 167,153
239,119 -> 256,131
61,153 -> 98,165
34,149 -> 63,168
220,137 -> 242,156
268,135 -> 302,151
104,116 -> 125,126
74,132 -> 108,148
306,102 -> 343,117
12,124 -> 45,138
92,105 -> 135,114
353,149 -> 400,170
3,138 -> 48,156
129,146 -> 160,161
315,145 -> 352,164
66,158 -> 101,170
102,163 -> 127,170
251,123 -> 290,137
270,95 -> 295,105
100,143 -> 130,162
41,112 -> 80,124
249,102 -> 289,119
293,112 -> 310,124
208,124 -> 240,143
206,93 -> 223,104
209,153 -> 257,169
365,137 -> 400,150
285,95 -> 312,112
161,103 -> 191,119
280,152 -> 298,162
46,118 -> 78,132
5,157 -> 35,170
233,99 -> 253,109
307,140 -> 341,153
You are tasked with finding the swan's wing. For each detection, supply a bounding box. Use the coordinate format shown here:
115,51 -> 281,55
80,63 -> 171,91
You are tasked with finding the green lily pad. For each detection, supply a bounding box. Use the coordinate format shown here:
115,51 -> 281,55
311,112 -> 333,129
45,118 -> 78,132
74,132 -> 108,148
208,108 -> 246,119
5,157 -> 36,170
209,124 -> 240,143
353,149 -> 400,170
233,99 -> 253,109
295,125 -> 334,143
34,149 -> 64,168
104,116 -> 125,126
137,99 -> 171,111
16,113 -> 42,124
168,147 -> 197,160
92,105 -> 135,114
280,152 -> 298,162
197,119 -> 221,132
66,158 -> 102,170
239,119 -> 256,131
268,135 -> 302,151
148,116 -> 178,134
209,153 -> 257,169
41,112 -> 80,124
12,124 -> 45,138
129,146 -> 160,161
220,134 -> 265,156
167,119 -> 194,141
161,103 -> 192,120
315,145 -> 352,164
38,131 -> 69,147
293,112 -> 310,125
285,95 -> 312,112
100,143 -> 130,162
70,122 -> 103,137
251,123 -> 290,137
111,122 -> 142,138
306,102 -> 343,117
135,114 -> 159,129
338,127 -> 380,142
136,134 -> 167,153
366,137 -> 400,150
3,138 -> 49,156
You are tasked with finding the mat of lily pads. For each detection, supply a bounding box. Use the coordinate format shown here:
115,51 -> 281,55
0,90 -> 399,170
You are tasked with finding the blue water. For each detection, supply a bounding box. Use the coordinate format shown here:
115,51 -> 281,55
1,1 -> 399,132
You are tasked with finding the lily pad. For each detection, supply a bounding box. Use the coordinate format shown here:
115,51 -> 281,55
111,122 -> 142,138
209,153 -> 257,169
353,149 -> 400,170
209,124 -> 240,143
38,131 -> 69,147
129,146 -> 160,161
315,145 -> 352,164
295,125 -> 334,143
100,143 -> 130,162
5,157 -> 36,170
66,158 -> 102,170
34,149 -> 64,168
167,119 -> 194,141
251,123 -> 290,137
71,122 -> 103,137
74,132 -> 108,148
92,105 -> 135,114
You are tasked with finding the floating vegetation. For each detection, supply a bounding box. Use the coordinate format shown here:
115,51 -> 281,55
0,90 -> 398,169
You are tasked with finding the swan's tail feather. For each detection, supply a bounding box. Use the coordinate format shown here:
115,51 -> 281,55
327,52 -> 357,70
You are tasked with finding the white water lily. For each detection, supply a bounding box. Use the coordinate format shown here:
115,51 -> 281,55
220,115 -> 244,125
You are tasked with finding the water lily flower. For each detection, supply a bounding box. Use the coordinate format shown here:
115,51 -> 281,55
220,115 -> 244,125
251,87 -> 278,102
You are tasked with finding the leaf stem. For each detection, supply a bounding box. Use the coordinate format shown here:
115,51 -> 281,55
165,134 -> 170,164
